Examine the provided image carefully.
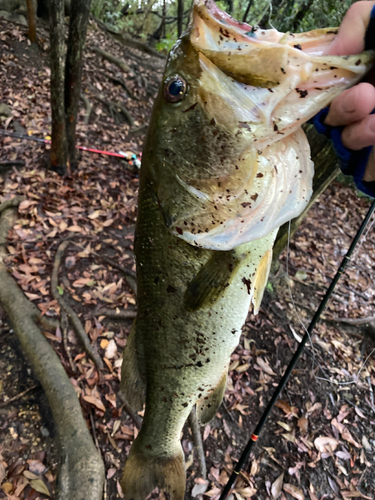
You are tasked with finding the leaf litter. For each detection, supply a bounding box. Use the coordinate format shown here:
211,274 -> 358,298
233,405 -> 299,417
0,15 -> 375,500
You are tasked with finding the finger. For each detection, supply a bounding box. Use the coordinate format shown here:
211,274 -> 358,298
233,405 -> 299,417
325,1 -> 375,56
325,83 -> 375,127
341,114 -> 375,150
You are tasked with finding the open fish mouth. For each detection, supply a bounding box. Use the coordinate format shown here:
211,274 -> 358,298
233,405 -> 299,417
161,0 -> 374,251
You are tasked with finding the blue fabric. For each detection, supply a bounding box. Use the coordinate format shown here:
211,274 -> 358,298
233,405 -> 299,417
312,4 -> 375,198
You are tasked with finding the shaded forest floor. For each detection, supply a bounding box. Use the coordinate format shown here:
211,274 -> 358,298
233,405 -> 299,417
1,17 -> 375,500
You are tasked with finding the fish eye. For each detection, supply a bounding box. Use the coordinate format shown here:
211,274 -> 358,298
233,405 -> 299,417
164,75 -> 187,103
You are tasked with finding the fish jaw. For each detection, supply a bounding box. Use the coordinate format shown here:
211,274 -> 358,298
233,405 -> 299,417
149,0 -> 374,251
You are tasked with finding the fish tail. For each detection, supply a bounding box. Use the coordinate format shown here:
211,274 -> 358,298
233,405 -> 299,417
121,437 -> 186,500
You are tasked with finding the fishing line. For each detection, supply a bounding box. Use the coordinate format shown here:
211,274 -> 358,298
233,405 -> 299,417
219,198 -> 375,500
0,129 -> 140,162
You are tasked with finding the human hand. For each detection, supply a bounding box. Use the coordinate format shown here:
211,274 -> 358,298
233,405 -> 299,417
324,1 -> 375,183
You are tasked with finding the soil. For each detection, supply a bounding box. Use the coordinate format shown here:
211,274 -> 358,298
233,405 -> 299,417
0,16 -> 374,500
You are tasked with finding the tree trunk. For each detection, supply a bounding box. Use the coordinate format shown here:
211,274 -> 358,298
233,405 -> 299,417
272,124 -> 340,266
49,0 -> 69,175
290,0 -> 315,32
65,0 -> 92,170
177,0 -> 184,37
161,0 -> 166,39
242,0 -> 253,23
26,0 -> 37,43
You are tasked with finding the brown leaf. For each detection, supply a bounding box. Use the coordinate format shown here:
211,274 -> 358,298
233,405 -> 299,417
314,436 -> 339,452
283,483 -> 304,500
297,416 -> 308,433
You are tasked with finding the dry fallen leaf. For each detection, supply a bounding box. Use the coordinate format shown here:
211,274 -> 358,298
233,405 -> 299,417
256,357 -> 276,376
283,483 -> 304,500
271,472 -> 284,499
314,436 -> 339,453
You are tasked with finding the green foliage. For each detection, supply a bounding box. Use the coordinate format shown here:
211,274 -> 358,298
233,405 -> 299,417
91,0 -> 358,47
156,33 -> 177,54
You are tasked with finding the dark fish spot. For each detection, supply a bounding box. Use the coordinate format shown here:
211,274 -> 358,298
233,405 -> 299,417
293,44 -> 302,50
251,193 -> 258,201
182,402 -> 188,407
256,173 -> 264,178
242,277 -> 251,294
167,285 -> 177,293
176,227 -> 183,235
355,59 -> 362,66
145,444 -> 152,449
296,88 -> 308,98
281,67 -> 286,74
154,276 -> 160,284
273,123 -> 278,131
196,361 -> 203,367
241,202 -> 251,208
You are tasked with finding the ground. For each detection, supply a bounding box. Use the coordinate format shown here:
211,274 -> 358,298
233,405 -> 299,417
0,17 -> 375,500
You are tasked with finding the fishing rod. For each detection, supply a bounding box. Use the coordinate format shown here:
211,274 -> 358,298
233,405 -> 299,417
219,198 -> 375,500
0,129 -> 141,163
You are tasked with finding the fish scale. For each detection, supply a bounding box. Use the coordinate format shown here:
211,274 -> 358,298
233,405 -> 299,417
119,1 -> 374,498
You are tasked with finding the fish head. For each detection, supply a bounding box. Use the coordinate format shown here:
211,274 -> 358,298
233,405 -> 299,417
144,0 -> 374,251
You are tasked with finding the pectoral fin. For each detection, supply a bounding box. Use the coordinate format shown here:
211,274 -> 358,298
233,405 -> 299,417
197,372 -> 227,424
251,247 -> 273,314
184,251 -> 241,312
120,320 -> 146,412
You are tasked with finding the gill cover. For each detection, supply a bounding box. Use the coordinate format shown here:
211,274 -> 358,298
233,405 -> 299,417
159,0 -> 374,251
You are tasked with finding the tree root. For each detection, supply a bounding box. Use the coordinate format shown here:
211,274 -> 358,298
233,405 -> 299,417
117,392 -> 143,430
98,70 -> 138,101
188,406 -> 207,480
95,308 -> 137,320
80,92 -> 93,124
0,201 -> 105,500
91,45 -> 130,72
92,18 -> 165,59
51,240 -> 104,370
94,94 -> 134,127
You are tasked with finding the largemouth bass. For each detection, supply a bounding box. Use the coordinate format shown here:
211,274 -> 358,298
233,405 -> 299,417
120,1 -> 373,498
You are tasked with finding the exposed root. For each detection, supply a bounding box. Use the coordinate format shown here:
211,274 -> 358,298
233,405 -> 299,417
80,92 -> 93,124
188,406 -> 207,480
51,240 -> 104,370
95,307 -> 137,320
91,45 -> 130,72
61,310 -> 77,373
0,200 -> 105,500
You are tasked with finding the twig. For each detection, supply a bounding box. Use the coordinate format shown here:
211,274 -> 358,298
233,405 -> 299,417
61,310 -> 76,373
51,240 -> 104,370
80,92 -> 93,124
117,392 -> 142,429
94,308 -> 137,320
326,315 -> 375,325
188,406 -> 207,479
0,384 -> 39,408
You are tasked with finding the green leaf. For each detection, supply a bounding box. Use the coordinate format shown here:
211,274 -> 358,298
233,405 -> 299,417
57,285 -> 64,296
30,479 -> 50,496
266,282 -> 274,293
